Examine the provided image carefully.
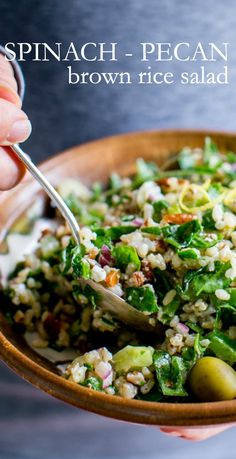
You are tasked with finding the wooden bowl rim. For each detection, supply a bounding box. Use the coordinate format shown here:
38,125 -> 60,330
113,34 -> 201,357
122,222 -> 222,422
1,128 -> 236,426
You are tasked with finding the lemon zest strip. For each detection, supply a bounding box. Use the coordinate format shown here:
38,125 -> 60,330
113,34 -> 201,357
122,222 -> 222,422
179,183 -> 224,213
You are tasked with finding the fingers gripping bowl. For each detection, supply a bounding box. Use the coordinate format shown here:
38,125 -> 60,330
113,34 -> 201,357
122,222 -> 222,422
1,130 -> 236,426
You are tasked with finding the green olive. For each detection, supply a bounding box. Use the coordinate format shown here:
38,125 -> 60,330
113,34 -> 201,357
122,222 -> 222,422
188,356 -> 236,402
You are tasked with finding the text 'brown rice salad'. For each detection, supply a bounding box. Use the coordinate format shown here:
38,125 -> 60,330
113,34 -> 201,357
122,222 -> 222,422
2,137 -> 236,402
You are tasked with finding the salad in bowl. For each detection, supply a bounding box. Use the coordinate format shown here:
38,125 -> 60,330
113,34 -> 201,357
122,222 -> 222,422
1,136 -> 236,406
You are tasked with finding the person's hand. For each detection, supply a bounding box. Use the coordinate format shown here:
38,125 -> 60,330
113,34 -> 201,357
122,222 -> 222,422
0,54 -> 31,191
160,423 -> 234,441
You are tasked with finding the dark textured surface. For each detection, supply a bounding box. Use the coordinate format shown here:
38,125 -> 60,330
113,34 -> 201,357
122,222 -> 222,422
1,0 -> 236,162
1,0 -> 236,457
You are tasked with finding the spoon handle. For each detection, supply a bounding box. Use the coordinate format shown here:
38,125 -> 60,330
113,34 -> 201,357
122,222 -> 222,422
11,143 -> 81,244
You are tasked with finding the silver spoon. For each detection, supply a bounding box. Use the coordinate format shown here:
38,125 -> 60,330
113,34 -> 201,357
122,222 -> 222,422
11,144 -> 161,333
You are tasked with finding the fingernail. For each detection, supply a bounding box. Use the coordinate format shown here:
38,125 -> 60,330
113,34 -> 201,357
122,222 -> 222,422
7,119 -> 32,143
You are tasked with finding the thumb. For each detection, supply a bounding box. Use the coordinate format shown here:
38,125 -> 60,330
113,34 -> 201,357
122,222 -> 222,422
0,98 -> 31,145
0,55 -> 31,190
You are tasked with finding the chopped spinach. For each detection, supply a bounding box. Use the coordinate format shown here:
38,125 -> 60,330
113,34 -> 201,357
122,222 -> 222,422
125,285 -> 158,313
177,248 -> 200,260
181,262 -> 231,300
70,245 -> 89,278
226,288 -> 236,306
208,330 -> 236,364
72,282 -> 100,309
190,232 -> 219,249
202,209 -> 216,230
152,200 -> 169,222
93,228 -> 112,249
112,245 -> 141,271
159,296 -> 180,324
141,226 -> 161,235
107,226 -> 136,241
93,225 -> 136,246
153,351 -> 188,397
60,239 -> 76,274
81,376 -> 103,391
162,220 -> 201,249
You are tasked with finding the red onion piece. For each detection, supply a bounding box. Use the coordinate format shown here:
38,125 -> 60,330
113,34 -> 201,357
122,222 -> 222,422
98,254 -> 109,267
176,322 -> 189,335
95,361 -> 113,388
101,245 -> 111,257
148,193 -> 158,202
99,245 -> 114,267
102,371 -> 113,388
132,218 -> 144,227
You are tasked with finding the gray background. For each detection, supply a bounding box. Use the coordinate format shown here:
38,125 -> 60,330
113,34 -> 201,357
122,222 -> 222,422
1,0 -> 236,457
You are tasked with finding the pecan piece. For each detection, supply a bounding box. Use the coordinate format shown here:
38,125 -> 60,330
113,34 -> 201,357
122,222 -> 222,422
141,260 -> 154,282
128,271 -> 145,287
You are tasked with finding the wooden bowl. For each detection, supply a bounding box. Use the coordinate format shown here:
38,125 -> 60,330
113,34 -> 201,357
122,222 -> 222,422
1,129 -> 236,427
